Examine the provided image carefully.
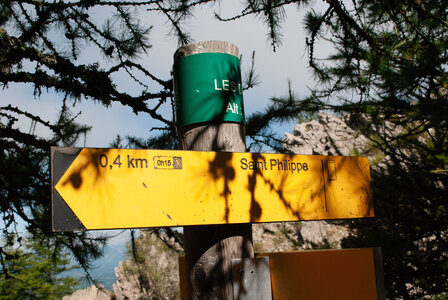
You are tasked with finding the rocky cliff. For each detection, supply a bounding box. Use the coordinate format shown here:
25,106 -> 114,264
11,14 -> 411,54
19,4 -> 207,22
113,230 -> 183,300
62,284 -> 112,300
283,112 -> 370,156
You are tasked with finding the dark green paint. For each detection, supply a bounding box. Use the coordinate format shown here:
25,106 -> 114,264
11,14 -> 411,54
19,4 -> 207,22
174,52 -> 245,127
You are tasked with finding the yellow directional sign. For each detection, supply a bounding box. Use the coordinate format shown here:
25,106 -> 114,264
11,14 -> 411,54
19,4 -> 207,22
52,147 -> 373,230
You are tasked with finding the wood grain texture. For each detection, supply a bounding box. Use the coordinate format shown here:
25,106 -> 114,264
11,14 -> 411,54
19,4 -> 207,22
174,40 -> 239,59
178,123 -> 246,152
175,40 -> 254,300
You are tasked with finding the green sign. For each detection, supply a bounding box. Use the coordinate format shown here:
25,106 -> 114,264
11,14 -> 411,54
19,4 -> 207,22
173,52 -> 245,127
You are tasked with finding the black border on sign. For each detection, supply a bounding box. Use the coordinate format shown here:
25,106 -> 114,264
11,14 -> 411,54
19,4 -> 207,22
373,247 -> 386,300
51,146 -> 86,231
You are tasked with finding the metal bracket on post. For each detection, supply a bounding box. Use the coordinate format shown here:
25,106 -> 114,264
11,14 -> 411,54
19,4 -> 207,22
231,257 -> 272,300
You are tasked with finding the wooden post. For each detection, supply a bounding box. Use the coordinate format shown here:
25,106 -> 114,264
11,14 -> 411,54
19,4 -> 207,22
174,41 -> 254,299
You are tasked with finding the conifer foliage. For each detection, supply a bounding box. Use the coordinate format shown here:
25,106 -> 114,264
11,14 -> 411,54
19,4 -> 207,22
302,1 -> 448,297
0,0 -> 176,290
243,0 -> 448,297
0,234 -> 80,299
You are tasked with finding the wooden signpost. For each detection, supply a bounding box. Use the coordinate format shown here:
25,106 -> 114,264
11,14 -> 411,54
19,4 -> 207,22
51,41 -> 377,299
174,40 -> 252,300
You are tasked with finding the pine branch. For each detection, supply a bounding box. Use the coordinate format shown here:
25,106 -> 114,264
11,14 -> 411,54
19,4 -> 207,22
16,0 -> 163,9
106,60 -> 172,90
1,29 -> 173,125
0,127 -> 49,150
147,0 -> 214,13
243,51 -> 261,90
325,0 -> 377,48
156,2 -> 192,46
1,105 -> 62,134
214,0 -> 297,22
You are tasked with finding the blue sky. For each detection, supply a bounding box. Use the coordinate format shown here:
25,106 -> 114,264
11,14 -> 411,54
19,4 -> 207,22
2,1 -> 331,148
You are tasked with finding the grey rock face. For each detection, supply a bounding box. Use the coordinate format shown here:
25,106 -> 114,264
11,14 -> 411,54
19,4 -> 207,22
283,112 -> 369,156
62,284 -> 112,300
112,231 -> 181,300
252,221 -> 349,252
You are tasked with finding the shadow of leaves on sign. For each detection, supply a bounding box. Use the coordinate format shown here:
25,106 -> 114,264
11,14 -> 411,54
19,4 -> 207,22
59,148 -> 113,192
